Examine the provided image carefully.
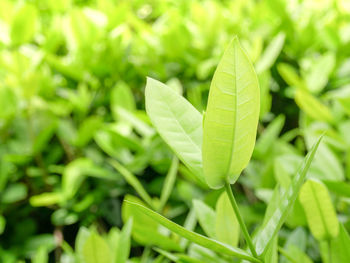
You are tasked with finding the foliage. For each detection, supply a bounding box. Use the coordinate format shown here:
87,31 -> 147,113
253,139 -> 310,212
0,0 -> 350,262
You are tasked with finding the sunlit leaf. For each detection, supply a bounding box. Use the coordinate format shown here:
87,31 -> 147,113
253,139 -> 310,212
254,136 -> 322,255
125,200 -> 260,263
202,36 -> 260,188
145,77 -> 204,184
299,179 -> 339,240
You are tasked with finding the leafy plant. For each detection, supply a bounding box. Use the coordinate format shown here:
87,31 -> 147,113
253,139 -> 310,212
126,37 -> 322,263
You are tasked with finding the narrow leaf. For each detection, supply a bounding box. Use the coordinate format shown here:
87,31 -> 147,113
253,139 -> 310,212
255,33 -> 285,73
159,156 -> 179,211
109,160 -> 154,209
202,36 -> 260,189
125,200 -> 261,263
115,218 -> 133,263
330,224 -> 350,262
193,200 -> 216,238
83,233 -> 112,263
215,192 -> 240,247
254,136 -> 322,255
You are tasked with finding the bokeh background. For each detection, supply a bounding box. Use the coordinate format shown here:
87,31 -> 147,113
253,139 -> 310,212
1,0 -> 350,262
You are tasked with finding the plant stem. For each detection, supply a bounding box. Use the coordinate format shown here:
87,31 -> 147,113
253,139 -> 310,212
224,181 -> 258,259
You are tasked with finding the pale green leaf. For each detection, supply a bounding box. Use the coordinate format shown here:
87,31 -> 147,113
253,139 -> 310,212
254,115 -> 285,159
111,82 -> 136,120
305,52 -> 335,94
109,160 -> 154,209
295,88 -> 333,122
299,179 -> 339,241
159,156 -> 179,211
330,224 -> 350,262
124,200 -> 261,263
115,218 -> 133,263
256,33 -> 285,73
122,195 -> 182,252
192,200 -> 216,238
83,233 -> 112,263
215,192 -> 239,247
202,36 -> 260,189
254,136 -> 322,255
145,77 -> 204,184
10,4 -> 38,45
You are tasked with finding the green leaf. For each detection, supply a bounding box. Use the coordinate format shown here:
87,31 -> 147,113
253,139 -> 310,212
29,192 -> 63,207
295,88 -> 333,122
83,232 -> 112,263
277,63 -> 305,89
122,195 -> 182,252
279,245 -> 312,263
145,77 -> 204,184
254,136 -> 322,255
76,227 -> 91,263
330,224 -> 350,262
192,200 -> 216,238
62,158 -> 116,200
215,192 -> 239,247
202,36 -> 260,189
115,218 -> 133,263
254,115 -> 285,159
0,215 -> 5,235
159,156 -> 179,211
109,160 -> 154,209
124,200 -> 261,263
2,183 -> 27,204
255,33 -> 285,73
305,52 -> 335,94
299,179 -> 339,241
10,4 -> 38,45
111,82 -> 136,120
32,246 -> 48,263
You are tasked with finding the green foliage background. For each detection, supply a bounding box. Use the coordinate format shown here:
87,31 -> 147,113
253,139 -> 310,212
1,0 -> 350,262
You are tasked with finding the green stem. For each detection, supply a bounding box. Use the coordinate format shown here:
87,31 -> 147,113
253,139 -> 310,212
224,181 -> 259,259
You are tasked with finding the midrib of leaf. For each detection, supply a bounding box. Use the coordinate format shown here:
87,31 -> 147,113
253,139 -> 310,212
225,41 -> 238,178
91,235 -> 99,263
309,181 -> 330,238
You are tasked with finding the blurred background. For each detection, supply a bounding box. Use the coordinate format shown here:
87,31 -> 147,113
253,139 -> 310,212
1,0 -> 350,262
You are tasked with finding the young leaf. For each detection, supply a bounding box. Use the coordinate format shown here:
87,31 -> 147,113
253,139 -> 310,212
299,179 -> 339,241
254,136 -> 322,256
124,200 -> 261,263
330,224 -> 350,262
253,115 -> 285,159
115,218 -> 133,263
193,200 -> 216,238
109,160 -> 154,209
202,36 -> 260,189
255,33 -> 286,73
122,195 -> 182,252
145,77 -> 204,184
295,88 -> 333,123
159,156 -> 179,211
215,192 -> 240,247
82,233 -> 112,263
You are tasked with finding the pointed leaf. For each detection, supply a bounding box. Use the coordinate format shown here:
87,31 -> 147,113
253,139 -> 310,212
83,232 -> 112,263
115,218 -> 133,263
145,77 -> 204,184
193,200 -> 216,238
124,200 -> 261,263
202,37 -> 260,189
254,136 -> 322,255
299,179 -> 339,240
215,192 -> 240,247
330,224 -> 350,262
